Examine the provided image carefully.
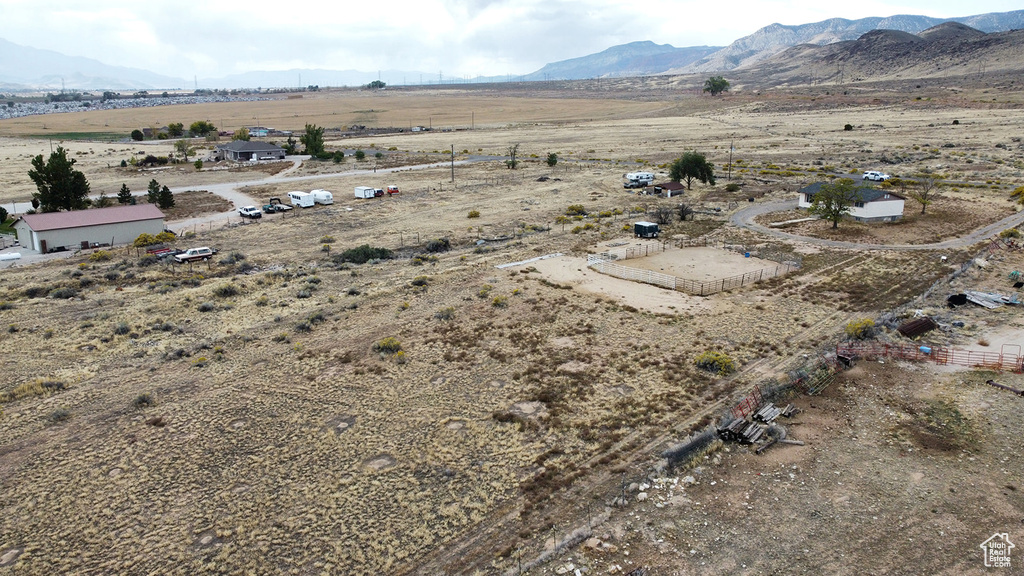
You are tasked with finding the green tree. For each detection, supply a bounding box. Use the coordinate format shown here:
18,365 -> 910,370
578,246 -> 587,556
354,149 -> 366,161
546,152 -> 558,167
0,206 -> 9,223
300,123 -> 325,156
147,179 -> 160,204
95,193 -> 112,208
188,120 -> 216,137
283,136 -> 298,155
117,183 -> 132,205
27,146 -> 91,212
173,139 -> 194,162
157,185 -> 175,209
194,159 -> 203,170
366,80 -> 386,89
167,122 -> 184,137
130,129 -> 144,141
703,76 -> 730,96
808,178 -> 859,229
669,151 -> 716,190
232,127 -> 251,141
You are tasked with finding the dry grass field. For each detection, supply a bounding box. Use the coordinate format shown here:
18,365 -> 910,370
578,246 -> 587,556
1,76 -> 1023,574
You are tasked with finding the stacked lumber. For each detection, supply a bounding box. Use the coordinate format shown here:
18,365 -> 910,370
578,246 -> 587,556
753,403 -> 783,423
717,417 -> 766,444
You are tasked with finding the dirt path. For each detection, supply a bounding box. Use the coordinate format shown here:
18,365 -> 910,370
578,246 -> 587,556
731,199 -> 1024,250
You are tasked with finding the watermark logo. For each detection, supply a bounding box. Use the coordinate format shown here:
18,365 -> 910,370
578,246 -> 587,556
980,533 -> 1014,568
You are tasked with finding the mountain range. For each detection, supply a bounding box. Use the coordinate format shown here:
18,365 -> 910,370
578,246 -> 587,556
1,9 -> 1022,91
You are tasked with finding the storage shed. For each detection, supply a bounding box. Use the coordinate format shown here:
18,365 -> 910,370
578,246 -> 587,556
13,204 -> 166,253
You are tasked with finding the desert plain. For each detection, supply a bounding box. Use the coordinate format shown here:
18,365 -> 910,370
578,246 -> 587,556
0,77 -> 1023,575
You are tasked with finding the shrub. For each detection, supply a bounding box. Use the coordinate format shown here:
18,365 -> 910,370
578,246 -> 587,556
435,306 -> 455,321
89,250 -> 112,262
133,233 -> 157,247
197,301 -> 216,312
50,287 -> 78,299
213,283 -> 239,298
138,255 -> 159,267
1000,228 -> 1021,239
844,124 -> 853,131
468,210 -> 480,219
320,235 -> 336,244
0,379 -> 66,402
565,204 -> 587,216
478,284 -> 494,298
219,251 -> 246,266
373,337 -> 402,354
296,289 -> 312,299
425,238 -> 451,253
133,393 -> 155,408
0,301 -> 14,311
112,321 -> 130,335
411,276 -> 429,287
725,182 -> 741,192
336,245 -> 393,264
845,318 -> 875,340
255,295 -> 269,306
694,351 -> 736,375
47,408 -> 72,423
492,295 -> 509,308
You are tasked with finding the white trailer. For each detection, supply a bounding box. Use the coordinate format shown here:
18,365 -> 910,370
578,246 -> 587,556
311,189 -> 334,205
354,186 -> 376,199
288,191 -> 314,208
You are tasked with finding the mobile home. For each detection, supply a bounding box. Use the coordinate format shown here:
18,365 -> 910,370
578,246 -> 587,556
288,191 -> 314,208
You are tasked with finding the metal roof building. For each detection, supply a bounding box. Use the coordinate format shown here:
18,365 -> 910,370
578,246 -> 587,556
13,204 -> 166,253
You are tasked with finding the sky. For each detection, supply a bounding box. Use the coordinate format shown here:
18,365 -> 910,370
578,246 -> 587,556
1,0 -> 1021,81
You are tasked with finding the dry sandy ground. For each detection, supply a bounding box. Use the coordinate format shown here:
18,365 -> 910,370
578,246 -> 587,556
1,84 -> 1023,575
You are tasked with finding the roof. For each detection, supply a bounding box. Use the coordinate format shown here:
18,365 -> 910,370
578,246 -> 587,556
655,181 -> 686,191
799,182 -> 904,203
216,140 -> 285,153
17,204 -> 165,232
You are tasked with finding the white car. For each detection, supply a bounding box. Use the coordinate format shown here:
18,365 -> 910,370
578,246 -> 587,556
863,170 -> 891,182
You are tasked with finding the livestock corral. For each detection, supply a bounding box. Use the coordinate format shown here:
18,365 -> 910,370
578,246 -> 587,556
1,78 -> 1023,574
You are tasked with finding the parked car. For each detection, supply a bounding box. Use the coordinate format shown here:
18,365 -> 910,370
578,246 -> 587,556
387,185 -> 400,195
239,205 -> 262,219
863,170 -> 891,182
173,247 -> 217,263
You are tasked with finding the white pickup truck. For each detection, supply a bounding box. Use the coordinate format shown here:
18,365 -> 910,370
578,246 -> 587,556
173,247 -> 217,263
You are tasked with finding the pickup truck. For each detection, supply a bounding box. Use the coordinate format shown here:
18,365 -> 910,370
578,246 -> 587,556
238,205 -> 262,219
173,247 -> 217,263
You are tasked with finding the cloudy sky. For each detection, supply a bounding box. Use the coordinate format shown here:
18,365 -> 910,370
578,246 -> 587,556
1,0 -> 1020,81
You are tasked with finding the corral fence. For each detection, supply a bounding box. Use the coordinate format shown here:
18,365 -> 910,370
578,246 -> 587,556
727,356 -> 842,420
836,341 -> 1024,373
587,244 -> 798,296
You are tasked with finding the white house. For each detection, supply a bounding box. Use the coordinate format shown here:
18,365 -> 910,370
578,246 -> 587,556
798,182 -> 905,223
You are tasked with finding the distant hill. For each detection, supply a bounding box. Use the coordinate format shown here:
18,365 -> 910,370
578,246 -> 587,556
681,10 -> 1024,73
731,23 -> 1024,86
2,9 -> 1024,91
0,38 -> 186,91
517,41 -> 721,81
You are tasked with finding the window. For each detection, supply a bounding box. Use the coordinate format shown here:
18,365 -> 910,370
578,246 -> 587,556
854,202 -> 865,208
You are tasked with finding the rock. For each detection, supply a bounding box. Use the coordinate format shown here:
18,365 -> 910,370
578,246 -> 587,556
555,563 -> 575,575
683,475 -> 696,485
628,482 -> 639,492
636,492 -> 648,502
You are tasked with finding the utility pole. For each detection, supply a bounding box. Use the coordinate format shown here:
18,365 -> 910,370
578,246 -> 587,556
728,140 -> 733,181
451,145 -> 455,183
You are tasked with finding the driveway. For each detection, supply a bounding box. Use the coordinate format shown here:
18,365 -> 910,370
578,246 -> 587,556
730,199 -> 1024,251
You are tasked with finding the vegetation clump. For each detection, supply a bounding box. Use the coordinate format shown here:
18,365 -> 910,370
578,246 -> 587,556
373,337 -> 402,354
336,245 -> 393,264
694,351 -> 736,375
845,318 -> 876,340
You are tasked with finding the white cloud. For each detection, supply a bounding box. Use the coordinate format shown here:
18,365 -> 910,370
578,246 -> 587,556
0,0 -> 1020,80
